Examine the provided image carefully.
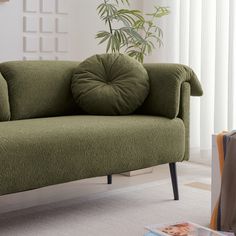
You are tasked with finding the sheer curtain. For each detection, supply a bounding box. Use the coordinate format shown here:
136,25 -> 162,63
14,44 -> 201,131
142,0 -> 236,160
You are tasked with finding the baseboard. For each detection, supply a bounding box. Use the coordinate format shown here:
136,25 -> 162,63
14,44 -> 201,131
189,147 -> 211,166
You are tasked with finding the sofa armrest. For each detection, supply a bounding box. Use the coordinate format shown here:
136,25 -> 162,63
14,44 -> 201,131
178,82 -> 191,161
139,63 -> 203,119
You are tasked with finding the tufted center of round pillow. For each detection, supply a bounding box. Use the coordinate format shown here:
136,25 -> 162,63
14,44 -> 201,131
71,53 -> 150,115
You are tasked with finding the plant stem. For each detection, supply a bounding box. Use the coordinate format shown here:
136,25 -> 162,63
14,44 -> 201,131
104,0 -> 113,34
140,15 -> 155,55
108,20 -> 113,34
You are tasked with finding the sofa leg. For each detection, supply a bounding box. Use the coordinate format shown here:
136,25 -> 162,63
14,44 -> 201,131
107,175 -> 112,184
169,163 -> 179,200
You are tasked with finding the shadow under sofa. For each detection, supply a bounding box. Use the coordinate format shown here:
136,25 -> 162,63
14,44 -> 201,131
0,61 -> 203,200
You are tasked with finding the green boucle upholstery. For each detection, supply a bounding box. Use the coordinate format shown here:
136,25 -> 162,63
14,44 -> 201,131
0,60 -> 203,196
0,61 -> 80,120
0,73 -> 10,121
178,82 -> 190,161
140,64 -> 203,119
71,54 -> 150,115
0,115 -> 185,195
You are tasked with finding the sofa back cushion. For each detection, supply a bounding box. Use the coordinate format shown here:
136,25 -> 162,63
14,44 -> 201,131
0,61 -> 80,120
0,73 -> 10,121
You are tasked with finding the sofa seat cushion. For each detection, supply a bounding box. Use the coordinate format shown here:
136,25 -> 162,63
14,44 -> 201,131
0,115 -> 185,195
71,53 -> 150,115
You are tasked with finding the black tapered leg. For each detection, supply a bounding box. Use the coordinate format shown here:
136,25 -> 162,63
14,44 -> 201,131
169,163 -> 179,200
107,175 -> 112,184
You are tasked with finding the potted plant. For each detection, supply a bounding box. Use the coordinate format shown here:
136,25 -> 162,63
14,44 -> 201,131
96,0 -> 169,63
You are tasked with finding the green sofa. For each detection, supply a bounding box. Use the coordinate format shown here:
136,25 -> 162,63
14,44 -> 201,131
0,61 -> 203,200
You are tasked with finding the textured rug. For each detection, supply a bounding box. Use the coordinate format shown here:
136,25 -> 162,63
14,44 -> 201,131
0,177 -> 210,236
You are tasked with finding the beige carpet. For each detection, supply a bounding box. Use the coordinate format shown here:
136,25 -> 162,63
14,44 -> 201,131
0,176 -> 211,236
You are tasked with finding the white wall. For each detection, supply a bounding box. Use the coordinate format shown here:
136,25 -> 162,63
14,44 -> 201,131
68,0 -> 143,61
143,0 -> 180,63
68,1 -> 106,61
0,0 -> 143,62
0,1 -> 22,62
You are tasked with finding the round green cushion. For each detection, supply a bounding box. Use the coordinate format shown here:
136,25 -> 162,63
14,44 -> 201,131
71,53 -> 150,115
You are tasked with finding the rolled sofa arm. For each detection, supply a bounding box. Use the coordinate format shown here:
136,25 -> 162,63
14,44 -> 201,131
139,63 -> 203,119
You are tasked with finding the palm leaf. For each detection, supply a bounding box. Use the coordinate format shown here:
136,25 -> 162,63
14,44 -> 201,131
96,0 -> 169,62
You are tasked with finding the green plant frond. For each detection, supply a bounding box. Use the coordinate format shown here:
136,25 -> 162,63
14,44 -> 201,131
117,9 -> 144,21
154,6 -> 170,18
96,31 -> 112,45
96,30 -> 110,38
127,50 -> 144,62
147,40 -> 155,49
147,44 -> 152,54
117,12 -> 136,23
146,34 -> 160,41
97,3 -> 106,14
106,36 -> 112,52
114,30 -> 120,41
122,0 -> 130,6
98,3 -> 118,19
125,42 -> 142,52
114,9 -> 144,27
97,3 -> 107,16
118,9 -> 142,15
126,35 -> 143,47
114,35 -> 121,51
121,27 -> 145,43
114,0 -> 119,5
158,6 -> 170,14
103,15 -> 115,24
125,45 -> 135,51
116,15 -> 133,27
104,33 -> 122,53
119,30 -> 128,44
146,32 -> 152,37
115,0 -> 130,6
96,0 -> 169,62
114,30 -> 124,50
154,37 -> 163,47
131,10 -> 144,21
146,6 -> 170,19
115,29 -> 130,47
147,26 -> 163,39
126,49 -> 134,54
98,36 -> 111,45
155,26 -> 163,38
105,4 -> 117,18
145,20 -> 153,28
133,19 -> 145,29
126,49 -> 139,56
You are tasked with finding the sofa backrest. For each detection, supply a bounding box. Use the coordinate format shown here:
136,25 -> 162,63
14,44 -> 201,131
0,60 -> 199,121
0,72 -> 11,121
0,61 -> 80,120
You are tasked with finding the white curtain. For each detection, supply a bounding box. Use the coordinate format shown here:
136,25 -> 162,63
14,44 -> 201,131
143,0 -> 236,152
